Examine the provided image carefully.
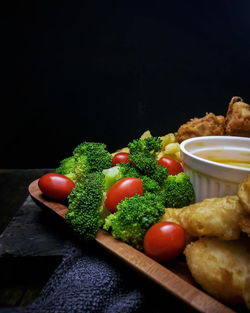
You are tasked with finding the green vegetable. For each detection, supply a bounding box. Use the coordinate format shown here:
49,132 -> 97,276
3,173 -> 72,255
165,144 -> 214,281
56,156 -> 76,181
103,193 -> 165,250
162,172 -> 195,208
73,142 -> 112,180
128,137 -> 168,184
102,163 -> 161,194
60,137 -> 195,246
128,136 -> 162,154
66,172 -> 109,240
56,142 -> 112,181
140,176 -> 161,194
102,162 -> 140,191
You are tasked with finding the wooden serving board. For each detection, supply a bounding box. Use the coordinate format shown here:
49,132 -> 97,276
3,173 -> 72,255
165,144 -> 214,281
29,179 -> 238,313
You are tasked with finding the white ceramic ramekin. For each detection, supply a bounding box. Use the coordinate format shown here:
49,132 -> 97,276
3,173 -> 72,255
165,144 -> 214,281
180,136 -> 250,202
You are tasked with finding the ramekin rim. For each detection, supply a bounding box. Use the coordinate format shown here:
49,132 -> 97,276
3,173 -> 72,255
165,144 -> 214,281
180,136 -> 250,172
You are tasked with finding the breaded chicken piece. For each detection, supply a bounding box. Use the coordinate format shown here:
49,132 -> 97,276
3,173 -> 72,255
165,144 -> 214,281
175,113 -> 225,143
238,174 -> 250,213
237,175 -> 250,237
184,237 -> 250,307
244,265 -> 250,309
225,96 -> 250,137
161,196 -> 244,240
238,215 -> 250,237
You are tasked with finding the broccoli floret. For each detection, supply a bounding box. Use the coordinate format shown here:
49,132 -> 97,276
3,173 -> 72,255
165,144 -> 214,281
163,172 -> 195,208
103,193 -> 165,250
128,136 -> 162,154
66,172 -> 109,240
56,142 -> 112,182
56,156 -> 76,181
140,176 -> 161,194
128,137 -> 168,184
102,162 -> 140,191
73,142 -> 112,180
148,162 -> 168,184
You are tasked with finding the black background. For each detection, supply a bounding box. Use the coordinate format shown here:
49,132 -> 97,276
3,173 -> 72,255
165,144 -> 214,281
2,0 -> 250,169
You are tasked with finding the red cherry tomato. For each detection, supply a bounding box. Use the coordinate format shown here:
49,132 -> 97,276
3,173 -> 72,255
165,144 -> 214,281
158,157 -> 184,175
112,152 -> 130,166
143,222 -> 185,262
105,177 -> 143,213
38,173 -> 75,202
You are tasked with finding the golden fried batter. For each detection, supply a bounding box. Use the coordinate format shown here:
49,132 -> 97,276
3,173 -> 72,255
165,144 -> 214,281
238,174 -> 250,213
244,265 -> 250,309
237,175 -> 250,236
238,215 -> 250,237
175,113 -> 225,143
161,196 -> 244,240
225,96 -> 250,137
184,237 -> 250,307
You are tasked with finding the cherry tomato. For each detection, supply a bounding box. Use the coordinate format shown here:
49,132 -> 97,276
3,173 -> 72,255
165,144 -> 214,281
143,222 -> 185,262
112,152 -> 130,166
38,173 -> 75,202
105,177 -> 143,213
158,157 -> 184,175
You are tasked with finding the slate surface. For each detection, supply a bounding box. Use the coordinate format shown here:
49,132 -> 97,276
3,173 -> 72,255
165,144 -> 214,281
0,196 -> 68,258
0,169 -> 52,234
0,170 -> 65,307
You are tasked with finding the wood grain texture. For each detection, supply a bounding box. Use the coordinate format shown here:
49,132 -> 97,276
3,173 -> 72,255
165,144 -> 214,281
29,179 -> 238,313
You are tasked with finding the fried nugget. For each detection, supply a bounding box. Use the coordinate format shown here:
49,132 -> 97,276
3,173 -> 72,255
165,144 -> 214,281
175,113 -> 225,143
238,174 -> 250,213
161,196 -> 244,240
225,96 -> 250,137
237,175 -> 250,237
238,215 -> 250,237
184,237 -> 250,307
244,265 -> 250,309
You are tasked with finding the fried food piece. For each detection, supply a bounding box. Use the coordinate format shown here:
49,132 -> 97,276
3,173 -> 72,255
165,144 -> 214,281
184,237 -> 250,307
238,215 -> 250,237
236,174 -> 250,236
175,113 -> 225,143
238,174 -> 250,213
161,196 -> 244,240
244,265 -> 250,309
225,96 -> 250,137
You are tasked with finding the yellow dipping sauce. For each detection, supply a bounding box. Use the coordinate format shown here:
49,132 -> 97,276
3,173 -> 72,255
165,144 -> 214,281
194,149 -> 250,169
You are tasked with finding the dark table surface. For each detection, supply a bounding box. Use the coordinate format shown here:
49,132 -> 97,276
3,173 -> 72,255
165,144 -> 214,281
0,169 -> 242,313
0,169 -> 59,307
